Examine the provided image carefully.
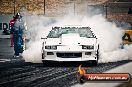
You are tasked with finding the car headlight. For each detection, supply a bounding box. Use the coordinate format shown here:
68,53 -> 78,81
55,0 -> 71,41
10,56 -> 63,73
82,45 -> 94,49
45,46 -> 57,50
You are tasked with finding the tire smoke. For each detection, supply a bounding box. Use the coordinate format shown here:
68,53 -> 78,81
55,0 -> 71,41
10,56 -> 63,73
22,14 -> 132,63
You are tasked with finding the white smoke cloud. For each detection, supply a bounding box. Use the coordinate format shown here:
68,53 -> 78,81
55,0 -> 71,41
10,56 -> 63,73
22,12 -> 132,63
22,15 -> 56,63
22,41 -> 42,63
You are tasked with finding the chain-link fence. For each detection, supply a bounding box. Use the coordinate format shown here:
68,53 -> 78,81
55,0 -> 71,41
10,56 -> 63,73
0,0 -> 132,29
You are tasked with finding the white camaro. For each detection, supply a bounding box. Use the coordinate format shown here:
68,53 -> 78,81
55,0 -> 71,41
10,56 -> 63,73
41,26 -> 99,65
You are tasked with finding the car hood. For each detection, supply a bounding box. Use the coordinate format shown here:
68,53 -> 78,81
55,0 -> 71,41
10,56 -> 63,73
45,33 -> 97,45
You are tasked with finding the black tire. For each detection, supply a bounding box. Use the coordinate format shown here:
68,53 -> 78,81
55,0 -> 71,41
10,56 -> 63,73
42,60 -> 48,66
92,60 -> 97,66
97,45 -> 99,61
42,61 -> 57,67
42,53 -> 44,59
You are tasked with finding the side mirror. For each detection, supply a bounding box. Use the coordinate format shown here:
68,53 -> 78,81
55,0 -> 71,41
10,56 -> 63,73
93,33 -> 96,38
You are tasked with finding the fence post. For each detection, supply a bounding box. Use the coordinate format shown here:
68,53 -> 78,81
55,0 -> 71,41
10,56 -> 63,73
44,0 -> 45,15
14,0 -> 16,15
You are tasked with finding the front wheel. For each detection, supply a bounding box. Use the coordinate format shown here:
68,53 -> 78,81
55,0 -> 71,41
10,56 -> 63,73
42,60 -> 48,66
42,53 -> 44,59
92,60 -> 98,66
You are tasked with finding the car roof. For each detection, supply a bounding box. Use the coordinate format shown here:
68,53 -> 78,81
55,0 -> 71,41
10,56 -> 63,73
52,26 -> 91,30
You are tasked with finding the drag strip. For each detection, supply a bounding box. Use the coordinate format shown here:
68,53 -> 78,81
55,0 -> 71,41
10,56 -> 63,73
0,60 -> 131,87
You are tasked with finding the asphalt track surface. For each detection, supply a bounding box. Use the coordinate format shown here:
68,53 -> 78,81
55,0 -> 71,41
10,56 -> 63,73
0,39 -> 131,87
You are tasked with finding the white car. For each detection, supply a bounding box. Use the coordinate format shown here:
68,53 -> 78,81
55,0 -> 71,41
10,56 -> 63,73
41,26 -> 99,66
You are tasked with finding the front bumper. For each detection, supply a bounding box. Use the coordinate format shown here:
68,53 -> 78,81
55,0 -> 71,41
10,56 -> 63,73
42,51 -> 97,62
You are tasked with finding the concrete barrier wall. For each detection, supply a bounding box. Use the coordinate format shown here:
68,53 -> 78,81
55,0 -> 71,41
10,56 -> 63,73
0,15 -> 13,34
0,15 -> 13,38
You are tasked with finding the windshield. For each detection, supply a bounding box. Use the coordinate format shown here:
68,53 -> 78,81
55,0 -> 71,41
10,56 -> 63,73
47,27 -> 94,38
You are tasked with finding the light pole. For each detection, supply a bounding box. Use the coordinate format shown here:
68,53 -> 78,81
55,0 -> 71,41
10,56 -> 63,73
74,2 -> 75,15
105,2 -> 108,18
14,0 -> 16,15
44,0 -> 45,15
